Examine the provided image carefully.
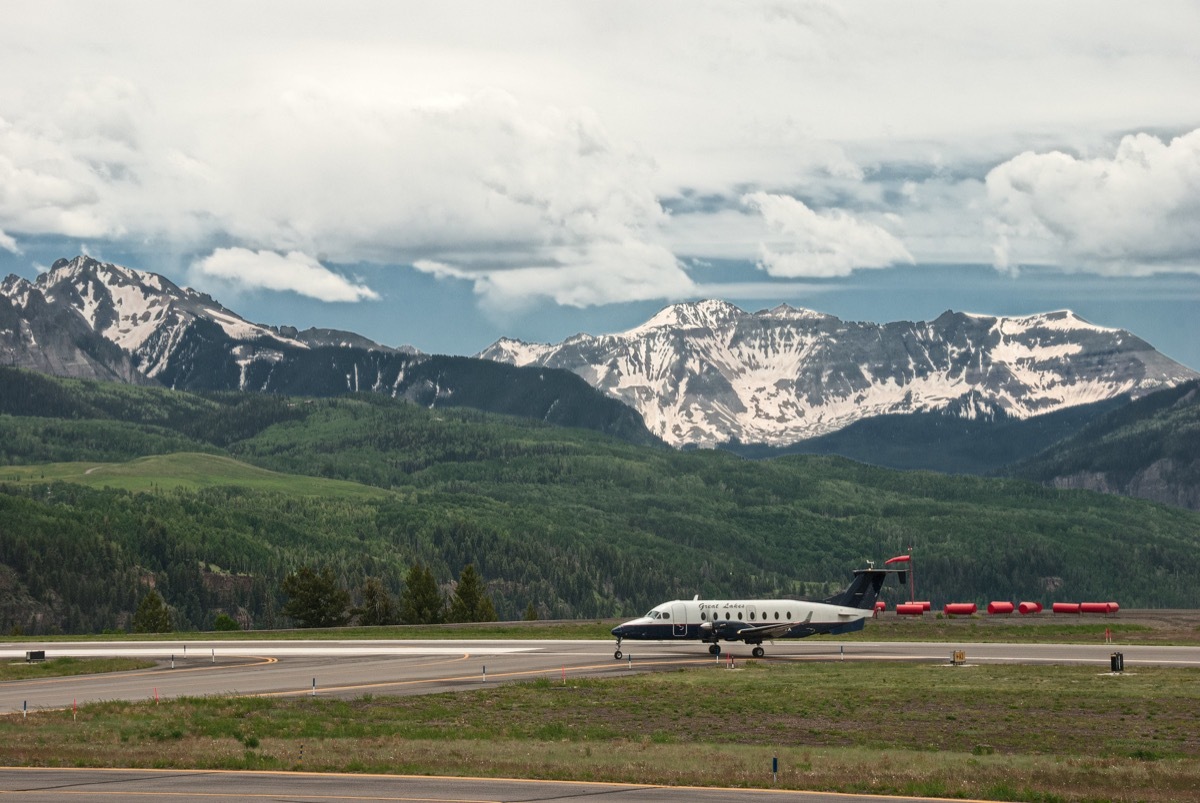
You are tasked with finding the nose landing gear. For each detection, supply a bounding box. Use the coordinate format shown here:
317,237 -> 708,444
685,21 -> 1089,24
614,636 -> 623,660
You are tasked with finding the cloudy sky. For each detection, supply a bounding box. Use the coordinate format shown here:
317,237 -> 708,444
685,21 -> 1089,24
2,2 -> 1199,367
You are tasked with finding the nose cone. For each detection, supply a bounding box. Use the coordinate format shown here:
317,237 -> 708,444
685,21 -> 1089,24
611,622 -> 629,637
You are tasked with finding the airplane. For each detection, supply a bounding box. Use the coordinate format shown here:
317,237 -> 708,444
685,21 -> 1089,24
610,559 -> 908,659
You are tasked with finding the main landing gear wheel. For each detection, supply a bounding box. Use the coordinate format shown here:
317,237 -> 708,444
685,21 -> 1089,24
752,646 -> 765,658
708,644 -> 721,656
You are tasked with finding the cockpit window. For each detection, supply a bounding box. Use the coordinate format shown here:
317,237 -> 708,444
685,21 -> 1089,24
662,612 -> 670,620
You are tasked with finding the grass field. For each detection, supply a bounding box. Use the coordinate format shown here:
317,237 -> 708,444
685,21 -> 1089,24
0,657 -> 155,681
2,661 -> 1197,802
0,452 -> 389,498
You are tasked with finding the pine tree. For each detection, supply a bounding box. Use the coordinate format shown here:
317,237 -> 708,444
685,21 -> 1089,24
132,589 -> 173,633
399,562 -> 443,624
357,576 -> 398,626
280,565 -> 351,628
448,564 -> 497,623
212,612 -> 240,631
523,601 -> 538,621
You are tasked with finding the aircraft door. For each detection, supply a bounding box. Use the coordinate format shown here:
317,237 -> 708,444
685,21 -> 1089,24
671,602 -> 687,636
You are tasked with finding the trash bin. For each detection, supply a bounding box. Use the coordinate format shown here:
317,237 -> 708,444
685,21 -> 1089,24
1110,652 -> 1124,672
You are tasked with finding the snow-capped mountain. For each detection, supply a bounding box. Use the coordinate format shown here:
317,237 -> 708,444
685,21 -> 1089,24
1,256 -> 410,388
479,300 -> 1200,447
0,256 -> 659,443
1,270 -> 148,384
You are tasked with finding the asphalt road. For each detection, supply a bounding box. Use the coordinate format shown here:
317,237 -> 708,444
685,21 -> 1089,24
3,639 -> 1198,803
3,637 -> 1199,712
0,766 -> 991,802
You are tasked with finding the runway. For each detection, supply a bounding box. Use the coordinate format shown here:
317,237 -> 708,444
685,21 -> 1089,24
3,639 -> 1198,803
0,766 -> 985,803
3,637 -> 1199,713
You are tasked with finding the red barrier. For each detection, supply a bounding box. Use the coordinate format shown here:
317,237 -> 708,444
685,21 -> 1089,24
914,600 -> 932,611
1018,601 -> 1041,615
1080,602 -> 1118,614
1052,602 -> 1081,614
943,603 -> 977,616
895,603 -> 925,615
987,601 -> 1014,615
874,601 -> 886,612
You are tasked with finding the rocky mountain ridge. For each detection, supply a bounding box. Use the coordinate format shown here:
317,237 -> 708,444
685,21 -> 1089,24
480,299 -> 1199,447
0,256 -> 658,444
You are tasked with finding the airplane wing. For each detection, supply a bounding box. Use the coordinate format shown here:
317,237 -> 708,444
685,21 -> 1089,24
716,611 -> 813,641
733,621 -> 797,640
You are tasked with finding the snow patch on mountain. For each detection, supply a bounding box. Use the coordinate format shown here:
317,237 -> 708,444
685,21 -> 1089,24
478,301 -> 1200,447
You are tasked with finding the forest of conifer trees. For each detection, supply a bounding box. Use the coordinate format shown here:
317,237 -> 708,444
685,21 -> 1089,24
2,367 -> 1199,635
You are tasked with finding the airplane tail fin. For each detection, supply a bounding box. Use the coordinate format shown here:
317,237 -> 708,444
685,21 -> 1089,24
823,568 -> 900,609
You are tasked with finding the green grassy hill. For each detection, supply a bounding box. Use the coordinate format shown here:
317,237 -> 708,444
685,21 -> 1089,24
0,452 -> 389,497
2,368 -> 1198,635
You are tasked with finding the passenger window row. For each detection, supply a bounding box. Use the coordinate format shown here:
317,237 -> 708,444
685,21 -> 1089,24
698,611 -> 792,621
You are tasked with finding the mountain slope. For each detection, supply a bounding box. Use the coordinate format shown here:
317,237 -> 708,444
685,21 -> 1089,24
2,368 -> 1200,634
722,396 -> 1130,474
0,257 -> 659,445
1008,380 -> 1200,510
0,275 -> 148,384
480,301 -> 1198,447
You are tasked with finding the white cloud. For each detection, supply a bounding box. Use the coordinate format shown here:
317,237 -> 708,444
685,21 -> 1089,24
403,93 -> 694,307
0,228 -> 17,253
987,129 -> 1200,275
0,116 -> 111,238
741,192 -> 913,278
191,248 -> 378,302
0,79 -> 689,307
1,2 -> 1198,312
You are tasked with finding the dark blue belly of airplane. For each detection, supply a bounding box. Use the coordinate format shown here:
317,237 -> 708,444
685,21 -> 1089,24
611,619 -> 865,641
